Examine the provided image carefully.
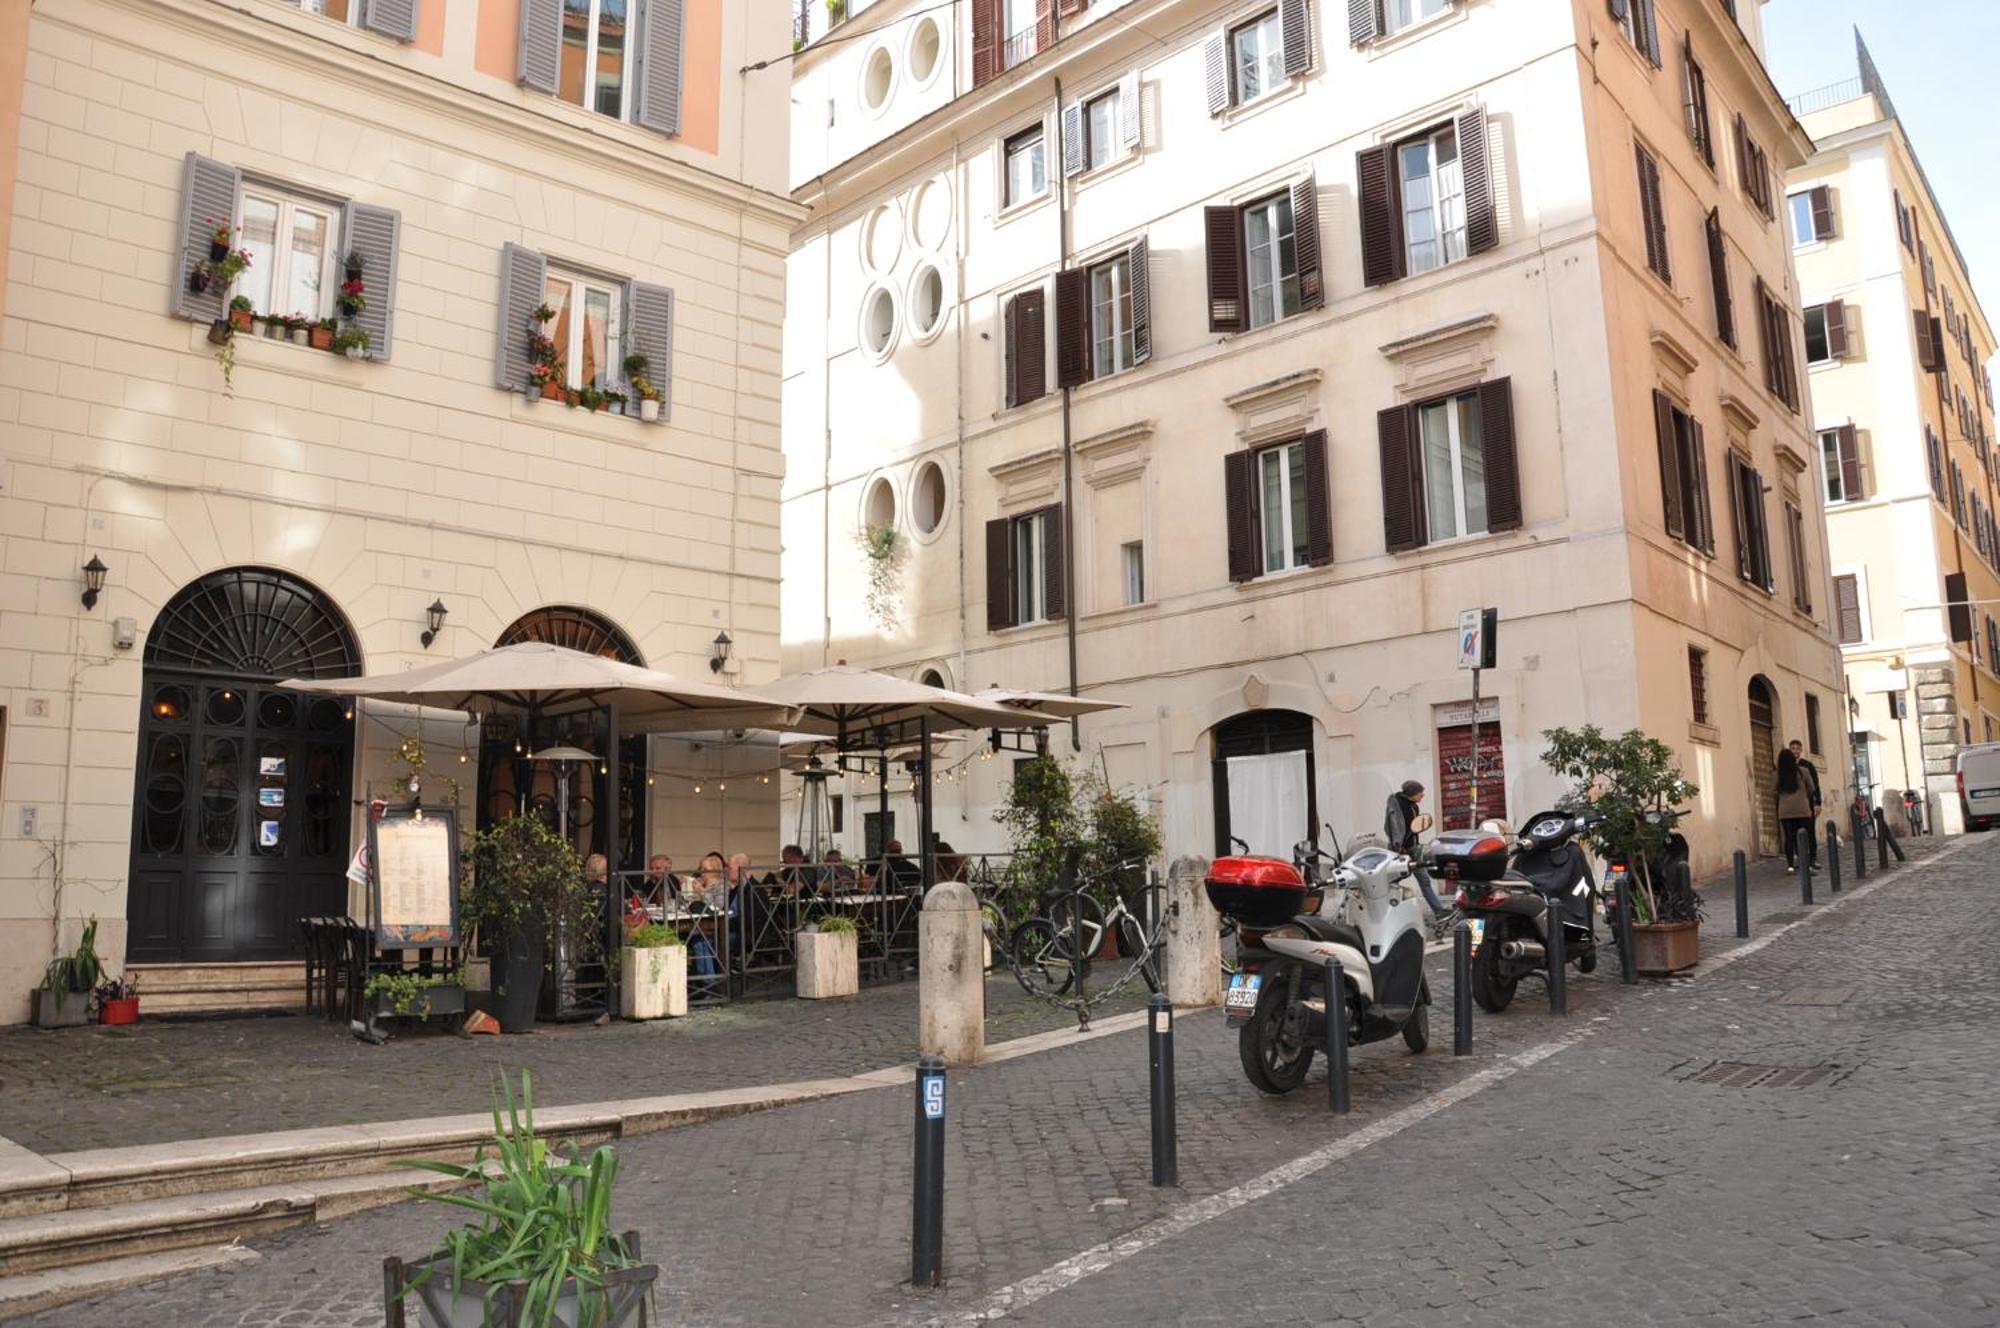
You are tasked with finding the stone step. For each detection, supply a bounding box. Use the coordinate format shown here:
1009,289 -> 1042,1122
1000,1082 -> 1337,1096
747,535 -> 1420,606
0,1244 -> 261,1323
124,964 -> 307,1015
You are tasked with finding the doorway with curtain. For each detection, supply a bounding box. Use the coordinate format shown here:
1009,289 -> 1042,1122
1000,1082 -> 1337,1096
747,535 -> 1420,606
1749,675 -> 1780,857
1210,710 -> 1317,859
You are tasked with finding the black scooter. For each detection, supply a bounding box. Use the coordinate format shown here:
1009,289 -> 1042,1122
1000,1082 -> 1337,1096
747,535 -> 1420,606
1440,812 -> 1601,1013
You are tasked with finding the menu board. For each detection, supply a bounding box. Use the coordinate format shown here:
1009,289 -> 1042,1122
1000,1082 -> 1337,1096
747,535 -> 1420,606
367,809 -> 460,948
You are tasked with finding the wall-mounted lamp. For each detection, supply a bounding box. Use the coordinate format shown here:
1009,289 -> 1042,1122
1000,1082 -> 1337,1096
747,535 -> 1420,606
80,555 -> 108,610
709,630 -> 733,674
420,599 -> 448,649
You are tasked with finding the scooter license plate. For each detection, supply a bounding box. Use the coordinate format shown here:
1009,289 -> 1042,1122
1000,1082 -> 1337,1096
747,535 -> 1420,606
1224,972 -> 1260,1025
1465,918 -> 1486,953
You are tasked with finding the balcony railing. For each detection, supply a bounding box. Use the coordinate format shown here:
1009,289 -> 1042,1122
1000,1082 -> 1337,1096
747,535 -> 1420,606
1785,77 -> 1865,118
1002,28 -> 1037,70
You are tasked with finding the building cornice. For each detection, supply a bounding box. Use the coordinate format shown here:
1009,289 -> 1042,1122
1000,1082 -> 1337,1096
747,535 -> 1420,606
68,0 -> 808,237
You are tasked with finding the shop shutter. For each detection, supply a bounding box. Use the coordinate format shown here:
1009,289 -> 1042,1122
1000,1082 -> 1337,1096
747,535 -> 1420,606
360,0 -> 419,41
1203,35 -> 1229,115
170,152 -> 240,323
338,201 -> 400,360
1689,417 -> 1714,554
1127,237 -> 1152,366
623,280 -> 675,420
1833,575 -> 1862,643
1809,185 -> 1834,241
1054,267 -> 1090,388
636,0 -> 687,135
1348,0 -> 1380,46
1654,390 -> 1684,540
1914,311 -> 1940,371
1706,209 -> 1735,348
1459,107 -> 1497,256
1041,504 -> 1067,619
1479,379 -> 1521,532
1204,206 -> 1245,333
1291,176 -> 1324,310
1302,430 -> 1333,566
971,0 -> 1002,86
1357,144 -> 1403,286
517,0 -> 561,92
1119,73 -> 1142,152
1224,449 -> 1261,582
494,242 -> 548,390
1378,405 -> 1425,552
986,519 -> 1015,630
1007,287 -> 1046,406
1061,101 -> 1086,177
1280,0 -> 1311,76
1836,424 -> 1861,499
1947,572 -> 1973,643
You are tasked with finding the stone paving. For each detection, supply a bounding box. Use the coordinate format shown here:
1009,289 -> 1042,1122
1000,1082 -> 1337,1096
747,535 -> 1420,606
20,828 -> 1986,1326
0,975 -> 1146,1155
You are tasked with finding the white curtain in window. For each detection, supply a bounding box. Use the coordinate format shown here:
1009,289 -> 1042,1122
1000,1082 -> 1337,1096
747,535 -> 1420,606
1226,751 -> 1309,858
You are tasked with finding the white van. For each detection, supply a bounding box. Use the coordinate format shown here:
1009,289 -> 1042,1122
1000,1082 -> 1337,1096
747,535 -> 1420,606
1957,743 -> 2000,832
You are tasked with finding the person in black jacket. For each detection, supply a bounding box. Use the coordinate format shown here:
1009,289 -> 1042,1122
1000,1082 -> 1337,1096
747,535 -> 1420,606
1385,780 -> 1448,918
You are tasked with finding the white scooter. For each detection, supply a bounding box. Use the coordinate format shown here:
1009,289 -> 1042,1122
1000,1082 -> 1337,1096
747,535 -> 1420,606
1207,834 -> 1433,1096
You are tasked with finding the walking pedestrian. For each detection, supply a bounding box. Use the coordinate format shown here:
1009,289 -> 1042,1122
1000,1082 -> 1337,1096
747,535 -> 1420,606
1385,780 -> 1449,922
1777,745 -> 1818,871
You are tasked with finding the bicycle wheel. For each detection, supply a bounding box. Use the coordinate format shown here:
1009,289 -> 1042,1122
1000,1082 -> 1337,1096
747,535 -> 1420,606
1046,892 -> 1107,960
1218,915 -> 1240,978
1010,918 -> 1078,997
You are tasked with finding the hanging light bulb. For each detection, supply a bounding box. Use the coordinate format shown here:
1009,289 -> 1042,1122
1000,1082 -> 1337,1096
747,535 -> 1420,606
459,750 -> 469,764
599,762 -> 608,775
646,774 -> 656,786
718,780 -> 728,793
514,739 -> 523,754
694,782 -> 704,794
344,706 -> 354,721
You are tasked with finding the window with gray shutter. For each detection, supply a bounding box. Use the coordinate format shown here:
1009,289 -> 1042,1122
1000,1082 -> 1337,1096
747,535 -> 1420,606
495,242 -> 549,390
636,0 -> 686,136
339,202 -> 400,360
623,280 -> 675,420
518,0 -> 562,93
1119,74 -> 1141,152
171,152 -> 241,323
1203,35 -> 1229,115
360,0 -> 419,42
1348,0 -> 1380,46
1127,237 -> 1152,366
1060,102 -> 1085,177
1833,574 -> 1862,643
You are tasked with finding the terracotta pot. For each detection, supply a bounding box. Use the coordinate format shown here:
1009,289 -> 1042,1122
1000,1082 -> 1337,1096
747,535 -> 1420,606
1631,920 -> 1700,976
228,308 -> 254,331
540,380 -> 565,402
310,326 -> 334,350
99,997 -> 139,1026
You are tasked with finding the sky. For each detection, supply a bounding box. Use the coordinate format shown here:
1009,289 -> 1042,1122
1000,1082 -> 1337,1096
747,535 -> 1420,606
1760,0 -> 2000,362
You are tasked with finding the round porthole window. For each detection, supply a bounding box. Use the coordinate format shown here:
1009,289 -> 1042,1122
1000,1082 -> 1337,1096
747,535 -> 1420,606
909,176 -> 952,251
911,459 -> 948,537
864,475 -> 898,530
907,15 -> 944,88
860,284 -> 898,359
906,263 -> 947,342
860,203 -> 903,276
861,44 -> 895,115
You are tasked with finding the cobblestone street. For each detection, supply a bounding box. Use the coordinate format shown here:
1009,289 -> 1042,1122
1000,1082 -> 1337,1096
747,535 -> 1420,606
19,830 -> 1994,1326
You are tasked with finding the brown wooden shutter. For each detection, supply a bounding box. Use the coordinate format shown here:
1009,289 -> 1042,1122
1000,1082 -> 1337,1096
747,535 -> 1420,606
1348,0 -> 1380,46
1786,502 -> 1810,612
1726,452 -> 1750,581
1636,144 -> 1668,281
1479,379 -> 1521,533
1834,574 -> 1862,643
1007,288 -> 1046,407
1378,405 -> 1425,552
986,517 -> 1015,630
1915,311 -> 1940,371
1837,424 -> 1862,499
1204,206 -> 1246,333
1690,417 -> 1715,554
1034,0 -> 1055,53
1280,0 -> 1312,75
1824,299 -> 1849,359
1947,571 -> 1973,643
1733,114 -> 1751,194
1357,145 -> 1404,286
1654,390 -> 1684,540
1706,209 -> 1735,349
1928,428 -> 1945,499
1292,176 -> 1324,310
1755,277 -> 1775,389
1042,504 -> 1067,619
1301,430 -> 1333,565
1225,450 -> 1262,582
1684,36 -> 1713,167
1054,268 -> 1090,388
1809,185 -> 1834,240
971,0 -> 1002,86
1127,237 -> 1152,366
1459,108 -> 1497,256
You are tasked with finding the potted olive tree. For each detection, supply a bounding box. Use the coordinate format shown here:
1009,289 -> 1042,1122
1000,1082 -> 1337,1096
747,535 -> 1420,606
795,913 -> 859,1000
31,917 -> 102,1029
618,922 -> 687,1020
389,1071 -> 656,1327
462,817 -> 581,1035
1541,725 -> 1704,976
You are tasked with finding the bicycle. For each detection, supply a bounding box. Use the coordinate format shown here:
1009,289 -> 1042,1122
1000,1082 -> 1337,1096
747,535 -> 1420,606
1009,861 -> 1162,999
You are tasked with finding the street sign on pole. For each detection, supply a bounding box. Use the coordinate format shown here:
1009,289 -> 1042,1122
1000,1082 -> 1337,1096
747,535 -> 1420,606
1458,608 -> 1498,825
1457,609 -> 1484,671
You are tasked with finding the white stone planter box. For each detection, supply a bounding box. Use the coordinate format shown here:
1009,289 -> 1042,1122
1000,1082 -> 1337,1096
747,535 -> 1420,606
796,929 -> 859,1000
461,957 -> 491,992
619,944 -> 688,1020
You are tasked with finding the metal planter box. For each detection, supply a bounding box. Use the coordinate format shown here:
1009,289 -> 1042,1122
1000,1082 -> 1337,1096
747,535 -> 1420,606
385,1241 -> 656,1327
30,989 -> 91,1029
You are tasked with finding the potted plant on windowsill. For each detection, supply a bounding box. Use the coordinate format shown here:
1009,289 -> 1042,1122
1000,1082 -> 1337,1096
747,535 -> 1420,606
462,816 -> 583,1034
332,326 -> 372,360
94,972 -> 139,1026
228,295 -> 255,333
386,1072 -> 657,1327
338,276 -> 366,320
528,304 -> 564,401
623,351 -> 664,423
286,312 -> 311,346
311,317 -> 336,351
31,918 -> 102,1029
618,922 -> 687,1020
206,217 -> 233,263
796,913 -> 860,1000
263,311 -> 287,339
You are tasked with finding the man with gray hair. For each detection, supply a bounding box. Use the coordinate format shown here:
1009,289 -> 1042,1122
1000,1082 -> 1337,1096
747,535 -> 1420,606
1384,779 -> 1449,924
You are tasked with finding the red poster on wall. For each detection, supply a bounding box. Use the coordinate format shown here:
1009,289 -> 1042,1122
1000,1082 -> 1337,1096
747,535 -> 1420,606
1436,701 -> 1506,831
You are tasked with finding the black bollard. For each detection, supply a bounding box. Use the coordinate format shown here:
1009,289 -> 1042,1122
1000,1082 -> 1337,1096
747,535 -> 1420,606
1850,809 -> 1867,881
1324,957 -> 1350,1116
1874,809 -> 1891,868
1826,821 -> 1841,894
1147,994 -> 1177,1187
1615,872 -> 1637,985
1880,809 -> 1907,862
1797,826 -> 1814,905
1732,849 -> 1749,938
911,1055 -> 946,1288
1453,922 -> 1473,1056
1546,903 -> 1567,1016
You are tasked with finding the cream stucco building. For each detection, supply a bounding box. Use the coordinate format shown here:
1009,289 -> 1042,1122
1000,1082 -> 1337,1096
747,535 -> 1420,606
1787,36 -> 1998,834
0,0 -> 797,1019
781,0 -> 1848,878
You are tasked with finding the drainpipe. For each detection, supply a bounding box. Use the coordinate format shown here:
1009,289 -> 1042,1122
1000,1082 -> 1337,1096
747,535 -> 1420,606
1054,74 -> 1079,750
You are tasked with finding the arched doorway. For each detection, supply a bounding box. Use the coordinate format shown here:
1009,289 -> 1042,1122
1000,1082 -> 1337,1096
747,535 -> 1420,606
1748,675 -> 1780,857
128,568 -> 360,962
1210,710 -> 1317,858
479,607 -> 647,872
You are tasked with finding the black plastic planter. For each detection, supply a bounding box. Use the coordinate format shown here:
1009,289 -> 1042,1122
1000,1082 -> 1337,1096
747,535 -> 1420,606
187,266 -> 211,294
491,925 -> 545,1034
208,239 -> 230,262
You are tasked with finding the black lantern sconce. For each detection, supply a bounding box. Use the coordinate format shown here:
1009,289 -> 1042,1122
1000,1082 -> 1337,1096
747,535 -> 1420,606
420,599 -> 448,649
710,630 -> 733,674
80,555 -> 108,610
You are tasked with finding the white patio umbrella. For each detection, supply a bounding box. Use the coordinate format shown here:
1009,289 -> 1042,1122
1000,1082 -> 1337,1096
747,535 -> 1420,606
972,686 -> 1128,720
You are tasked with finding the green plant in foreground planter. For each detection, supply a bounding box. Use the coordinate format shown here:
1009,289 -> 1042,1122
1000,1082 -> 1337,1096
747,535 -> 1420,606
397,1071 -> 644,1326
624,922 -> 684,950
462,815 -> 588,952
808,914 -> 858,936
363,968 -> 461,1018
41,917 -> 102,999
996,758 -> 1161,916
854,522 -> 906,629
1541,725 -> 1702,925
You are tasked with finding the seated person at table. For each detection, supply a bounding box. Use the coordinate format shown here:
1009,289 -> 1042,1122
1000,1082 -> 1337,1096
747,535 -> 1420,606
775,844 -> 815,897
820,848 -> 858,892
637,854 -> 676,905
583,853 -> 609,886
882,839 -> 923,893
685,851 -> 731,988
933,839 -> 967,883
